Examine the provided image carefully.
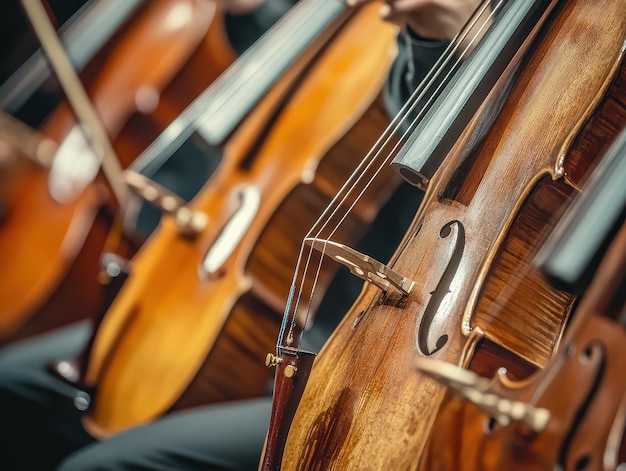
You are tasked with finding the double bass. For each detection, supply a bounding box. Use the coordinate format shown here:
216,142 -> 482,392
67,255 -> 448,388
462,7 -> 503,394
261,0 -> 626,468
0,0 -> 235,343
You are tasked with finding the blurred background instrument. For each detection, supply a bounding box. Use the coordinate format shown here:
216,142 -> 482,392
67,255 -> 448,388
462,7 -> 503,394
0,0 -> 236,344
78,0 -> 403,438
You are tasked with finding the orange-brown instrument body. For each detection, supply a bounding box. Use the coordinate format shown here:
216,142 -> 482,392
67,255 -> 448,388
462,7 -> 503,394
0,0 -> 235,343
420,209 -> 626,471
80,3 -> 401,438
280,1 -> 626,469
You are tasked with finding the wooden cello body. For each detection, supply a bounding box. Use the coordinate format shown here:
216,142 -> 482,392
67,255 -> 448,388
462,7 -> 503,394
416,123 -> 626,471
80,2 -> 402,438
0,0 -> 235,344
278,0 -> 626,469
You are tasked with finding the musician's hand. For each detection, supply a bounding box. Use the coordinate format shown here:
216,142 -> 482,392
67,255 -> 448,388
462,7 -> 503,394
347,0 -> 486,44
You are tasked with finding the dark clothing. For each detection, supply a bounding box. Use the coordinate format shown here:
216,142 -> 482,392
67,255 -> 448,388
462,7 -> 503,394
0,322 -> 272,471
383,28 -> 449,122
0,19 -> 440,471
0,323 -> 94,469
224,0 -> 299,55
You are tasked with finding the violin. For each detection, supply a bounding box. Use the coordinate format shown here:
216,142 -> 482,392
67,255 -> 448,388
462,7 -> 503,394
78,0 -> 402,438
0,0 -> 235,344
416,126 -> 626,471
262,0 -> 626,469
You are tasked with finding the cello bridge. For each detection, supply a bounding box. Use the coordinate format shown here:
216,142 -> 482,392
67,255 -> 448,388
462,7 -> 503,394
304,237 -> 414,295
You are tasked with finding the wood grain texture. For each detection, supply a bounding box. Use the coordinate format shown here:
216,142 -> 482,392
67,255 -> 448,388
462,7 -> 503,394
421,217 -> 626,471
282,1 -> 626,469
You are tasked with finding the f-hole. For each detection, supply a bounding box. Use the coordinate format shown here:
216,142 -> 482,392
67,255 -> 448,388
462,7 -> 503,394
416,220 -> 465,356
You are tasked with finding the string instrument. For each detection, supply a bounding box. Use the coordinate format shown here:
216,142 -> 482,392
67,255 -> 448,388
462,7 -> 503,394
0,0 -> 141,113
263,0 -> 626,469
0,0 -> 235,344
79,0 -> 402,438
39,0 -> 236,169
416,124 -> 626,471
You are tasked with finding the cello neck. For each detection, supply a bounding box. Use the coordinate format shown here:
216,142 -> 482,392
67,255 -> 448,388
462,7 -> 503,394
130,0 -> 351,176
392,0 -> 560,189
1,0 -> 142,113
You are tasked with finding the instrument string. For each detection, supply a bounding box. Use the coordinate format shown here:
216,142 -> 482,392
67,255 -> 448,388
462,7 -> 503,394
278,0 -> 503,349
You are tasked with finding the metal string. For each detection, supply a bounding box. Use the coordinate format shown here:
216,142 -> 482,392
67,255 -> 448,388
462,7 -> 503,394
278,0 -> 503,349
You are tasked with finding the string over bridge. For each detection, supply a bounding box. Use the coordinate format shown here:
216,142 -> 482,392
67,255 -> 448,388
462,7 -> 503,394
304,237 -> 415,295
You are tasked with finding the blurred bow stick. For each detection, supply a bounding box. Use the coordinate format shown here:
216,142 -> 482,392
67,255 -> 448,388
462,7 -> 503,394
20,0 -> 130,210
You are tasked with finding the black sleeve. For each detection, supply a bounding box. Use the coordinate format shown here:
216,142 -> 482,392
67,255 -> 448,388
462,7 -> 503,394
383,29 -> 449,120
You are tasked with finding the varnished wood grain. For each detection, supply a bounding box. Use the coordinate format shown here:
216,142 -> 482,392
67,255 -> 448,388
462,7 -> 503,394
421,217 -> 626,471
282,1 -> 626,469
